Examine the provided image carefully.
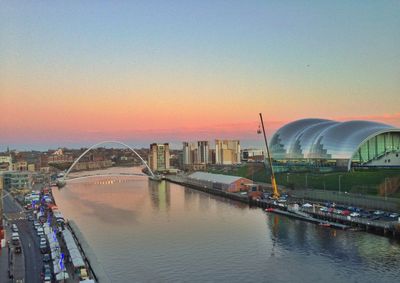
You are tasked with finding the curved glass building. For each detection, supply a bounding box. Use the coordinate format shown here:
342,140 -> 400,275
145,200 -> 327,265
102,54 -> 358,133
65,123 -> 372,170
270,119 -> 400,170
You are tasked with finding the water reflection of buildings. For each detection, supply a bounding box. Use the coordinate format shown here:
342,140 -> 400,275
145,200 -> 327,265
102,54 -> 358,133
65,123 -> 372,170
149,180 -> 170,211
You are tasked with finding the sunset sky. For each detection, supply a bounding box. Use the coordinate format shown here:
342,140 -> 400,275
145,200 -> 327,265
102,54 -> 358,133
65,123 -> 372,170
1,1 -> 399,150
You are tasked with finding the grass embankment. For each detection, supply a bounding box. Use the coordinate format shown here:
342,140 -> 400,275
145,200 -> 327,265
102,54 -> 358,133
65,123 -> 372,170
208,163 -> 400,197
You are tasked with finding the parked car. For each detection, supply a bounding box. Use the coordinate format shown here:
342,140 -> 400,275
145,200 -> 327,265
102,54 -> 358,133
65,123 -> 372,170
42,264 -> 52,283
39,237 -> 47,246
374,210 -> 385,216
341,210 -> 351,216
43,254 -> 51,263
37,227 -> 44,237
319,207 -> 328,212
350,212 -> 360,217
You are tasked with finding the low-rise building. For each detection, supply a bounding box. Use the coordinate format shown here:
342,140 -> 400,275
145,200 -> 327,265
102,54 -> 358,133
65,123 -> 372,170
241,148 -> 265,162
2,171 -> 31,190
0,155 -> 13,171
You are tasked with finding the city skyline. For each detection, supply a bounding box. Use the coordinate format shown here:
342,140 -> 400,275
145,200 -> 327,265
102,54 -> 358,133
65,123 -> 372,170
1,1 -> 399,150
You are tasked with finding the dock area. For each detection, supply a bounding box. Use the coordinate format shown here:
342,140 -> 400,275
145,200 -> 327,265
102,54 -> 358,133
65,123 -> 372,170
164,175 -> 400,238
264,208 -> 349,229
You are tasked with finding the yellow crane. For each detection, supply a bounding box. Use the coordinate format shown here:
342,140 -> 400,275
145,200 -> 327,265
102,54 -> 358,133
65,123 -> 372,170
259,113 -> 280,199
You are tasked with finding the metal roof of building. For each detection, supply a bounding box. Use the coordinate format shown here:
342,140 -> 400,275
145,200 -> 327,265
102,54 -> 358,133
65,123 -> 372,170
188,172 -> 245,185
270,118 -> 397,160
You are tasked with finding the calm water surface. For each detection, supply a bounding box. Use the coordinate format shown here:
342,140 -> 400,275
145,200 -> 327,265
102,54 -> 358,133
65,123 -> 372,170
53,168 -> 400,283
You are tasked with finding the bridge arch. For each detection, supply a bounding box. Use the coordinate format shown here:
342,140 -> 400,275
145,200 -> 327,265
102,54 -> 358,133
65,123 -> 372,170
63,141 -> 155,180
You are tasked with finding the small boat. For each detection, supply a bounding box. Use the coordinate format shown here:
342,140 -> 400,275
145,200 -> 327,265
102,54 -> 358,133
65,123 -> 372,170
265,208 -> 275,212
319,222 -> 331,227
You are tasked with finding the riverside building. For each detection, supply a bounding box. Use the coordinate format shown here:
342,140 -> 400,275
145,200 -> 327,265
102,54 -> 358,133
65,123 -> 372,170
215,140 -> 241,165
148,143 -> 170,172
182,141 -> 210,171
270,118 -> 400,171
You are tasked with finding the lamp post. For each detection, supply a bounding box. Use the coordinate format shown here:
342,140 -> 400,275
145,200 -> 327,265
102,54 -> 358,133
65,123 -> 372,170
385,178 -> 389,200
338,175 -> 342,194
305,174 -> 308,189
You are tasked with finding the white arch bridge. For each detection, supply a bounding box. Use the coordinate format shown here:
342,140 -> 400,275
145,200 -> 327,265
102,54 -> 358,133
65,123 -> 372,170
57,141 -> 158,187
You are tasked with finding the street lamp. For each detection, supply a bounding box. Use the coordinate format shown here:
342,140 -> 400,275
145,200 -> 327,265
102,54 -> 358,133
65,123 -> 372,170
305,174 -> 308,189
338,175 -> 342,194
384,178 -> 389,200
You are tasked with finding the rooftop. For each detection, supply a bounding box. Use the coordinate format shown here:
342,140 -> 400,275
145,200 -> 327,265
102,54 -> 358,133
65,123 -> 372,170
188,172 -> 245,185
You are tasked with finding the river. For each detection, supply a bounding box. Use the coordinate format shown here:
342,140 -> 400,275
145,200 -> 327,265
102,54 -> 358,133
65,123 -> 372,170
52,168 -> 400,282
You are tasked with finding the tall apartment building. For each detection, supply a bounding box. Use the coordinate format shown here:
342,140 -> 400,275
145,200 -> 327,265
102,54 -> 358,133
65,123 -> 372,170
197,141 -> 209,164
215,140 -> 241,165
182,141 -> 209,170
148,143 -> 170,172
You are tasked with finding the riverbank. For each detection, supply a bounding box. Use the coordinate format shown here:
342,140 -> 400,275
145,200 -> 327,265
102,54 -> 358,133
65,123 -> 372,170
51,188 -> 99,282
164,175 -> 400,239
67,221 -> 110,283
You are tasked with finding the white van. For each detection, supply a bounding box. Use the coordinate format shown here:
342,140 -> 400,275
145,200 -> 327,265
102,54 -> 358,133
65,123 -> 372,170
12,224 -> 18,232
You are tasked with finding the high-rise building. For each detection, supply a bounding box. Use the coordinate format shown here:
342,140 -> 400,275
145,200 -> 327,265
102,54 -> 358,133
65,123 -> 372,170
148,143 -> 170,172
182,141 -> 209,170
197,141 -> 209,164
215,140 -> 241,165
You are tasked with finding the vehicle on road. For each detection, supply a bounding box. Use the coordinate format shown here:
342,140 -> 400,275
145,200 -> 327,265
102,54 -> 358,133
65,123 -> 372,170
374,210 -> 385,216
12,232 -> 20,245
39,237 -> 47,246
14,242 -> 22,254
42,264 -> 52,283
34,221 -> 41,230
37,227 -> 44,237
12,224 -> 19,232
43,253 -> 51,263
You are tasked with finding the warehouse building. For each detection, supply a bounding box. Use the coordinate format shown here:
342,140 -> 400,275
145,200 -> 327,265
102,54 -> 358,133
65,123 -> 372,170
188,172 -> 252,192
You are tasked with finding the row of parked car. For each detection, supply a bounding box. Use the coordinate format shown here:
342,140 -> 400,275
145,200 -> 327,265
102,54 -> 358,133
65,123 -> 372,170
11,224 -> 22,253
317,204 -> 399,221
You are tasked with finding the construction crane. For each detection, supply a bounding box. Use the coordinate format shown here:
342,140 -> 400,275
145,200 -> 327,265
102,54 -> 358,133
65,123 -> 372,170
258,113 -> 280,199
